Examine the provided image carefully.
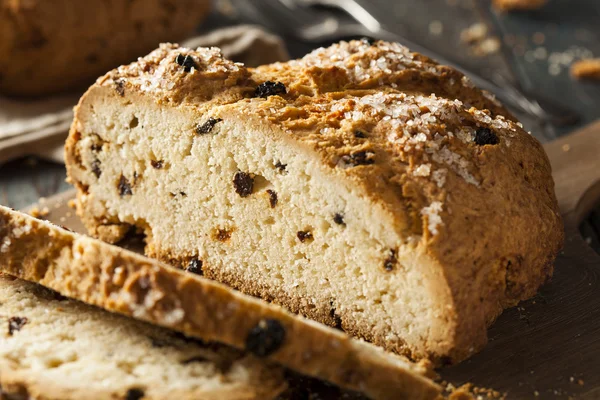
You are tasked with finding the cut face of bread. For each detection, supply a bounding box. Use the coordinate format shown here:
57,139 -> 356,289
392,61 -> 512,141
0,206 -> 440,400
0,275 -> 286,400
65,41 -> 564,363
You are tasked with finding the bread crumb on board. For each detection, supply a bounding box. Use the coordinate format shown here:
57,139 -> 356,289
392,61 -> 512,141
442,382 -> 505,399
570,59 -> 600,80
28,206 -> 50,219
492,0 -> 547,12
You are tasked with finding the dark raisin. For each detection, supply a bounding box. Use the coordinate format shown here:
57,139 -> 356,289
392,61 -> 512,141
333,213 -> 346,226
151,160 -> 164,169
216,229 -> 232,242
175,54 -> 197,72
115,79 -> 125,96
340,151 -> 375,167
8,317 -> 28,336
118,175 -> 132,197
196,117 -> 223,134
274,161 -> 287,173
246,319 -> 286,357
297,231 -> 313,243
383,250 -> 396,272
354,130 -> 367,138
474,127 -> 499,146
254,81 -> 287,98
91,159 -> 102,178
266,189 -> 278,208
186,259 -> 203,275
329,302 -> 343,331
179,191 -> 187,197
233,171 -> 255,197
125,388 -> 145,400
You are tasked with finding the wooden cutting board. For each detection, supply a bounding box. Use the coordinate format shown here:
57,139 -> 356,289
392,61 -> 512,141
31,122 -> 600,399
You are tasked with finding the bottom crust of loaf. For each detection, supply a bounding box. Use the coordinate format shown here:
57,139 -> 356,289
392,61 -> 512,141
148,246 -> 417,360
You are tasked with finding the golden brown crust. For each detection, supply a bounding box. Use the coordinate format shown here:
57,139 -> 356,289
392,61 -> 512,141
0,206 -> 441,400
0,0 -> 211,97
65,40 -> 564,363
0,273 -> 288,400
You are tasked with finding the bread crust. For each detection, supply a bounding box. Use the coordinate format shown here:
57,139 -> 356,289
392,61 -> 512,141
0,0 -> 210,96
0,206 -> 440,400
65,41 -> 564,363
0,274 -> 287,400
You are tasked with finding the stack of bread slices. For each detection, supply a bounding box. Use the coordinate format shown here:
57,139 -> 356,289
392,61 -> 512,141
0,39 -> 563,399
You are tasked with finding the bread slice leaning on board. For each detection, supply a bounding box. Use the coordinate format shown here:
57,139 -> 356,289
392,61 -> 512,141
0,274 -> 288,400
64,39 -> 564,364
0,206 -> 441,400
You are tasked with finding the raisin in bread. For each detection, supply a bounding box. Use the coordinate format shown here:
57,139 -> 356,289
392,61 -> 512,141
64,40 -> 564,364
0,0 -> 210,97
0,274 -> 286,400
0,206 -> 441,400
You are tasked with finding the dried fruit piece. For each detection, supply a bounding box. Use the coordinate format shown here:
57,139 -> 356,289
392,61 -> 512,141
150,160 -> 164,169
91,159 -> 102,178
274,161 -> 287,173
215,229 -> 232,242
354,130 -> 367,138
196,117 -> 223,134
255,81 -> 286,98
333,213 -> 346,226
115,79 -> 125,96
340,151 -> 375,167
474,128 -> 499,146
8,316 -> 28,335
186,259 -> 203,275
297,231 -> 313,243
233,171 -> 255,197
245,319 -> 286,357
125,388 -> 145,400
118,175 -> 133,197
266,189 -> 278,208
175,54 -> 197,72
383,250 -> 396,272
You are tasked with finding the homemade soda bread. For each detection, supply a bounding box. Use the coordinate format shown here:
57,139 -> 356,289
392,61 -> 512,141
65,40 -> 564,363
0,0 -> 210,96
0,274 -> 286,400
0,206 -> 441,400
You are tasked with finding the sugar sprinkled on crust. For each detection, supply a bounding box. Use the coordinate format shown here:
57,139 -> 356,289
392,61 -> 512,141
421,202 -> 444,236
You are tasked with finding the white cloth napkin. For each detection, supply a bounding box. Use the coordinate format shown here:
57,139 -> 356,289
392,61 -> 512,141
0,25 -> 289,165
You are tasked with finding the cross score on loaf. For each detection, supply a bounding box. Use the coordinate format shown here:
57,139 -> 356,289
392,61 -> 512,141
65,39 -> 564,363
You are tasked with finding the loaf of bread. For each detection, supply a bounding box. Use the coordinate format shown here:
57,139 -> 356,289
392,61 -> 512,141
0,205 -> 440,400
0,274 -> 287,400
0,0 -> 210,97
65,40 -> 564,364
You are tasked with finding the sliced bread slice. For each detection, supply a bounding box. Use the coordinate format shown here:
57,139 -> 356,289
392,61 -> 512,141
64,41 -> 563,363
0,274 -> 286,400
0,206 -> 440,400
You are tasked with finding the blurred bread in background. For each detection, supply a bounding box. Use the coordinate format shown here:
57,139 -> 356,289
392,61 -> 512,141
492,0 -> 547,12
0,0 -> 211,97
